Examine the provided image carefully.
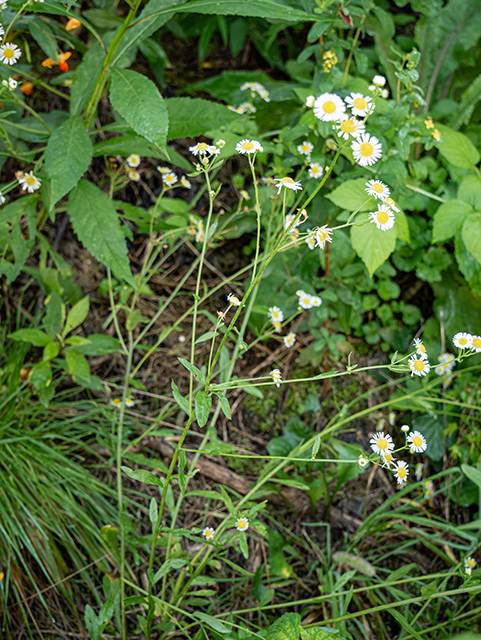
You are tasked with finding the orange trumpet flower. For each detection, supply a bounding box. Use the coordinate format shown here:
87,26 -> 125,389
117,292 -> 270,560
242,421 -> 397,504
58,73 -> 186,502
41,51 -> 72,71
66,17 -> 81,31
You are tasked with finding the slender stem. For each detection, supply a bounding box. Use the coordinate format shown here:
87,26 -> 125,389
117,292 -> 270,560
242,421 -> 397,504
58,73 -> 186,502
342,25 -> 362,86
249,155 -> 261,282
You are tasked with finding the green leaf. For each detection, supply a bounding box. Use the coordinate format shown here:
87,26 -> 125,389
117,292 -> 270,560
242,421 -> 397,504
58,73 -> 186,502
110,68 -> 168,153
458,174 -> 481,210
70,42 -> 104,117
65,350 -> 91,386
311,434 -> 321,459
412,415 -> 444,462
28,19 -> 58,61
217,393 -> 231,419
462,213 -> 481,265
29,360 -> 52,391
43,341 -> 59,361
266,613 -> 301,640
153,558 -> 187,583
121,466 -> 164,486
432,199 -> 472,243
455,235 -> 481,295
0,195 -> 38,284
149,497 -> 158,529
93,134 -> 163,159
302,628 -> 340,640
437,125 -> 480,169
62,296 -> 90,339
9,328 -> 52,347
351,215 -> 396,276
69,334 -> 120,356
195,391 -> 212,428
193,612 -> 231,634
178,0 -> 316,21
178,357 -> 205,382
84,605 -> 100,640
166,97 -> 239,139
44,116 -> 93,208
462,464 -> 481,489
326,179 -> 373,212
171,380 -> 190,414
68,180 -> 133,285
395,208 -> 410,243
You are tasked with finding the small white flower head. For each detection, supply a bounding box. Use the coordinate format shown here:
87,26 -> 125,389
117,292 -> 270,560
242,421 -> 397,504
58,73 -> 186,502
18,171 -> 41,193
272,320 -> 282,333
308,162 -> 323,179
407,430 -> 427,454
126,154 -> 141,168
366,179 -> 390,201
235,517 -> 249,532
274,177 -> 302,194
453,332 -> 473,349
215,139 -> 225,148
465,557 -> 476,571
285,213 -> 304,233
189,142 -> 217,156
381,452 -> 396,469
0,192 -> 5,205
157,166 -> 169,174
305,95 -> 315,108
373,75 -> 386,87
370,432 -> 395,455
401,424 -> 410,433
314,225 -> 332,249
352,133 -> 383,167
345,92 -> 374,117
283,332 -> 296,348
8,77 -> 17,90
384,197 -> 400,212
381,88 -> 389,99
358,455 -> 369,468
259,89 -> 270,102
110,398 -> 122,409
335,115 -> 365,141
434,364 -> 445,376
270,369 -> 282,388
162,172 -> 178,187
394,460 -> 409,485
465,567 -> 472,577
202,527 -> 215,541
0,24 -> 4,39
128,169 -> 140,182
0,43 -> 22,65
227,293 -> 242,307
240,189 -> 250,200
310,295 -> 322,307
409,353 -> 431,377
413,338 -> 426,355
424,479 -> 435,498
268,306 -> 284,322
181,177 -> 191,189
470,335 -> 481,352
239,101 -> 256,114
228,104 -> 246,114
297,290 -> 313,310
388,412 -> 396,426
240,81 -> 258,91
297,140 -> 313,156
415,462 -> 424,481
369,204 -> 395,231
125,397 -> 135,408
305,232 -> 316,250
236,139 -> 263,155
313,93 -> 345,122
325,138 -> 337,151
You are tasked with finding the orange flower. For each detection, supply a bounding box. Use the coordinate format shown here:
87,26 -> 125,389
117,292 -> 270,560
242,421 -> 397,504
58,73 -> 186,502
21,82 -> 34,95
58,51 -> 72,63
42,51 -> 72,71
41,57 -> 56,68
66,17 -> 81,30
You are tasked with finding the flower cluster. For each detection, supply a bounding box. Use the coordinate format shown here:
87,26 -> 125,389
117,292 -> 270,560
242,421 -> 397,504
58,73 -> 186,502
240,81 -> 270,102
465,556 -> 476,577
201,516 -> 250,542
368,75 -> 389,99
365,180 -> 400,232
322,49 -> 338,74
189,140 -> 224,167
110,397 -> 135,409
296,289 -> 321,310
408,338 -> 431,377
187,216 -> 205,243
267,306 -> 296,347
434,352 -> 456,387
228,102 -> 256,114
453,332 -> 481,352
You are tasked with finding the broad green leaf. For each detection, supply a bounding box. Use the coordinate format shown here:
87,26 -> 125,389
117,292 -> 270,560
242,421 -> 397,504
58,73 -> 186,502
166,97 -> 242,139
455,236 -> 481,295
29,360 -> 52,390
70,43 -> 104,116
462,464 -> 481,489
121,466 -> 164,486
0,195 -> 38,284
351,215 -> 396,276
432,199 -> 472,243
171,380 -> 190,414
462,213 -> 481,264
437,125 -> 480,169
68,180 -> 133,285
195,391 -> 212,427
43,341 -> 59,360
65,350 -> 91,385
84,605 -> 100,640
69,334 -> 120,356
302,628 -> 340,640
44,116 -> 93,208
458,174 -> 481,210
178,0 -> 317,21
62,296 -> 90,338
9,328 -> 52,346
44,291 -> 64,339
93,135 -> 163,159
266,613 -> 301,640
395,208 -> 410,243
325,179 -> 374,212
110,68 -> 168,153
28,19 -> 58,61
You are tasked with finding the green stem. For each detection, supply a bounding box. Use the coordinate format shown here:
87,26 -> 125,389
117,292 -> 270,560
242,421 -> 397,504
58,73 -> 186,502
249,155 -> 261,282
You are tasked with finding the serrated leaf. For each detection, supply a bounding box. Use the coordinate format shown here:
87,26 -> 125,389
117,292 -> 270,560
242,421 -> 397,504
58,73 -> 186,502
437,125 -> 480,169
70,42 -> 104,117
166,97 -> 239,139
171,380 -> 190,414
351,215 -> 396,276
62,296 -> 89,338
9,328 -> 52,347
432,199 -> 472,243
326,179 -> 374,212
44,116 -> 93,208
179,0 -> 317,21
68,180 -> 133,285
195,391 -> 212,427
110,68 -> 168,153
462,213 -> 481,265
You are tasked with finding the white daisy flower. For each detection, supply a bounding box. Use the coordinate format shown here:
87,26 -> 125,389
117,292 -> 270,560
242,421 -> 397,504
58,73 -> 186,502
352,133 -> 382,167
314,225 -> 332,249
424,480 -> 435,498
235,517 -> 249,532
270,369 -> 282,387
407,430 -> 427,453
305,231 -> 316,250
126,154 -> 141,168
0,43 -> 21,65
369,204 -> 395,231
305,95 -> 315,108
181,177 -> 191,189
409,353 -> 431,377
227,293 -> 242,307
366,179 -> 390,201
272,320 -> 282,333
380,452 -> 396,469
18,171 -> 41,193
240,81 -> 257,91
157,166 -> 169,174
466,567 -> 472,577
470,335 -> 481,352
8,77 -> 17,90
215,139 -> 225,148
335,115 -> 365,141
370,432 -> 394,455
308,163 -> 323,179
162,172 -> 178,187
310,295 -> 322,307
345,92 -> 374,117
384,197 -> 400,212
296,290 -> 312,309
268,306 -> 284,322
313,93 -> 346,122
189,142 -> 217,156
110,398 -> 122,409
413,338 -> 426,355
453,332 -> 473,349
128,169 -> 140,182
415,463 -> 424,480
465,557 -> 476,570
283,332 -> 296,348
373,75 -> 386,87
393,460 -> 409,485
326,138 -> 337,150
274,177 -> 302,194
236,139 -> 263,155
358,456 -> 369,467
125,397 -> 135,408
259,90 -> 270,102
285,213 -> 302,233
202,527 -> 215,540
239,101 -> 256,113
297,140 -> 313,156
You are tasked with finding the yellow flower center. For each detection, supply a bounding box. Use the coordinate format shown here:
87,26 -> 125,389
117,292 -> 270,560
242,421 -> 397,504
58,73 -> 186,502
302,297 -> 310,305
467,559 -> 475,567
384,453 -> 392,463
4,48 -> 14,59
340,119 -> 356,133
360,142 -> 373,157
459,337 -> 468,345
323,100 -> 336,113
197,143 -> 208,151
377,210 -> 389,224
472,338 -> 481,348
413,436 -> 423,447
317,229 -> 329,241
417,344 -> 426,353
414,360 -> 425,371
302,145 -> 309,151
398,467 -> 407,479
377,438 -> 388,451
242,141 -> 254,151
311,167 -> 320,174
372,183 -> 384,193
25,175 -> 36,186
282,177 -> 295,185
386,197 -> 395,206
237,520 -> 247,530
353,97 -> 367,110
